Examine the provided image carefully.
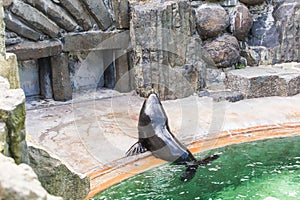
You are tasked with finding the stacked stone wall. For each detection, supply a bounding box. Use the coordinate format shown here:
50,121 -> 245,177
2,0 -> 300,100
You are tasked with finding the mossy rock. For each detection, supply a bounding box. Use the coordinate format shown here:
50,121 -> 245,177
0,53 -> 20,89
0,122 -> 8,155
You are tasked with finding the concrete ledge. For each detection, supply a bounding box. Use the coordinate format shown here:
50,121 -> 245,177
62,30 -> 130,52
226,64 -> 300,98
6,40 -> 62,61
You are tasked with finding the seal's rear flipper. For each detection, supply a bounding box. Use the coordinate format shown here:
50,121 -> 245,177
125,142 -> 148,157
180,166 -> 198,182
180,155 -> 219,182
197,154 -> 219,166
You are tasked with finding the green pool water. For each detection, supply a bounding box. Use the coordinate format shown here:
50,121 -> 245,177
94,135 -> 300,200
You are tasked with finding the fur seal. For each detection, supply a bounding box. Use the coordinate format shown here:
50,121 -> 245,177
126,93 -> 219,181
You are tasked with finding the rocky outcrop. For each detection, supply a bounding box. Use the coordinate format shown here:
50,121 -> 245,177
0,1 -> 28,165
203,34 -> 240,68
0,75 -> 27,164
195,3 -> 229,40
0,153 -> 62,200
1,3 -> 90,199
248,3 -> 279,48
27,142 -> 90,200
244,0 -> 300,65
130,0 -> 212,99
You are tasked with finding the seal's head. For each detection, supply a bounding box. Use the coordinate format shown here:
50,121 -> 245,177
143,93 -> 168,127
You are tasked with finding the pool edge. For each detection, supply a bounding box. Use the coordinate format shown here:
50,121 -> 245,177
85,121 -> 300,200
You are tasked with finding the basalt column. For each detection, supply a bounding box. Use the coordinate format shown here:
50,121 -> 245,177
130,0 -> 212,100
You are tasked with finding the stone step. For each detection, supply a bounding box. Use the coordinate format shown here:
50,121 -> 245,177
6,39 -> 62,61
226,63 -> 300,98
62,30 -> 129,51
199,90 -> 244,102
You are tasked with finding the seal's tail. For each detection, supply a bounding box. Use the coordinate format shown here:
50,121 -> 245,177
180,154 -> 219,182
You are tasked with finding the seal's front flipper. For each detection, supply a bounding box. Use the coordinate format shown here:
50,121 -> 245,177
125,142 -> 148,157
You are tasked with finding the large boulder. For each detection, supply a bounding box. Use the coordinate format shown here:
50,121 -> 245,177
203,33 -> 240,68
27,142 -> 90,200
195,3 -> 229,39
0,153 -> 62,200
228,3 -> 253,41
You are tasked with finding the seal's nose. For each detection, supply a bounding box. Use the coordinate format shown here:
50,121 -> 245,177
147,93 -> 159,105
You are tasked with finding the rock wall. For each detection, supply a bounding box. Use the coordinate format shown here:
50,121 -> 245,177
130,0 -> 214,99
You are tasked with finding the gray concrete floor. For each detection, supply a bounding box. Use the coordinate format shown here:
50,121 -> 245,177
26,90 -> 300,175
